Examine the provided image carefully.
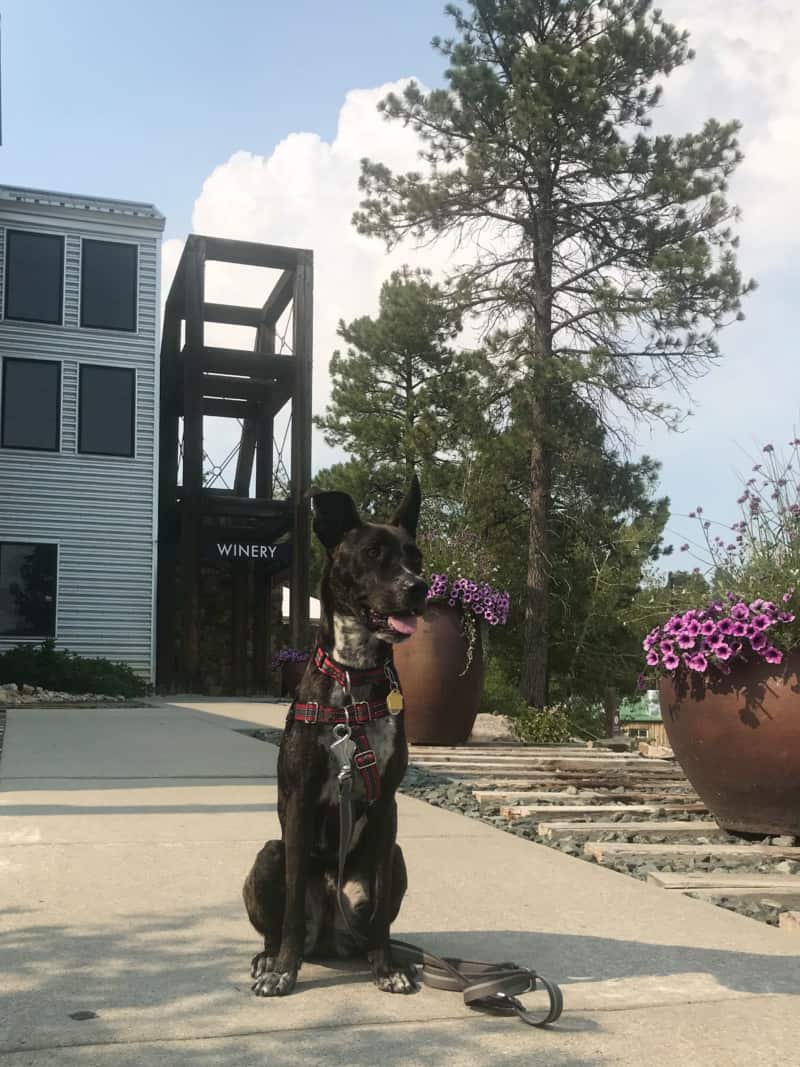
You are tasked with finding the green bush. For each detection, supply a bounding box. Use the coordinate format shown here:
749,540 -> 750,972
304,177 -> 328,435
0,640 -> 147,698
512,704 -> 573,744
479,657 -> 528,717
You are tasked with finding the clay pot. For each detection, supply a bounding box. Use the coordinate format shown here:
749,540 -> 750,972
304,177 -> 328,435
659,651 -> 800,835
393,602 -> 485,745
280,658 -> 308,698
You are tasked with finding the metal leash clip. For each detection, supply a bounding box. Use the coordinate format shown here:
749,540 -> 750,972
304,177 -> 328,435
331,708 -> 357,782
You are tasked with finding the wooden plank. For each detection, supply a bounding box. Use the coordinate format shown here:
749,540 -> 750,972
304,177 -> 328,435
234,419 -> 258,497
193,495 -> 292,519
647,871 -> 800,891
202,234 -> 308,270
199,347 -> 294,380
260,269 -> 295,327
252,318 -> 276,691
180,238 -> 206,691
538,820 -> 720,842
501,804 -> 682,820
584,842 -> 800,863
203,302 -> 263,327
290,257 -> 313,649
203,398 -> 255,420
474,789 -> 695,809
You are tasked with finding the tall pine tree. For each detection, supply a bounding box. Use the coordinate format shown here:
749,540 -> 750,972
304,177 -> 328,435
354,0 -> 753,707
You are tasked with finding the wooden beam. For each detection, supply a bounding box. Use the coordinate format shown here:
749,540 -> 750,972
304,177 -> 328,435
180,238 -> 206,691
203,302 -> 263,327
290,257 -> 313,648
197,347 -> 295,380
192,495 -> 293,519
201,234 -> 309,271
259,269 -> 295,328
234,419 -> 258,497
203,398 -> 256,420
202,375 -> 278,404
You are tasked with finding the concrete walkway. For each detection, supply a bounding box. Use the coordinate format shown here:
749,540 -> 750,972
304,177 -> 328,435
1,698 -> 798,1065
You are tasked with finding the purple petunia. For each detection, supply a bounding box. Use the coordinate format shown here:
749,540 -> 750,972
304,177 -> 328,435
663,652 -> 680,670
764,647 -> 783,665
731,602 -> 750,621
714,642 -> 733,661
752,614 -> 772,631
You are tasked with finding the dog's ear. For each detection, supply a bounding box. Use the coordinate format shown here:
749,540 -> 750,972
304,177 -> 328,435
390,474 -> 421,538
309,490 -> 362,550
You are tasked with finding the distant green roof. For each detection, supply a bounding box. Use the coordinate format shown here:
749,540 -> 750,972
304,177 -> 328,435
619,692 -> 662,722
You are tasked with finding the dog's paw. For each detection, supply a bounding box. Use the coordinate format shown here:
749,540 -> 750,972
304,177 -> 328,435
250,951 -> 276,980
375,969 -> 417,994
252,968 -> 298,997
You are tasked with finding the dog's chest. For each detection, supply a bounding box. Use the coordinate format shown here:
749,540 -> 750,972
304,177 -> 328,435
317,715 -> 398,806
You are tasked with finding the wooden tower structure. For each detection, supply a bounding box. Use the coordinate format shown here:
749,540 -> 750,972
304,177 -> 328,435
156,235 -> 313,692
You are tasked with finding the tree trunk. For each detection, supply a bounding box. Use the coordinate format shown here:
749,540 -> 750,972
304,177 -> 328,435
520,199 -> 554,709
521,375 -> 551,708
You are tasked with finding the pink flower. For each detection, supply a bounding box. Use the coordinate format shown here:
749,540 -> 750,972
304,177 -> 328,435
732,621 -> 748,637
676,630 -> 695,650
701,620 -> 717,637
731,602 -> 750,621
687,653 -> 708,673
778,612 -> 796,624
646,650 -> 660,667
750,631 -> 768,652
717,618 -> 735,636
764,647 -> 783,665
752,614 -> 772,631
663,652 -> 680,671
714,642 -> 733,661
660,640 -> 675,654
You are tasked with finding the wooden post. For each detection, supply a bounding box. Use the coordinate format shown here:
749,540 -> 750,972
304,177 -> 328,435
180,238 -> 206,691
252,321 -> 276,691
290,254 -> 313,649
156,298 -> 181,689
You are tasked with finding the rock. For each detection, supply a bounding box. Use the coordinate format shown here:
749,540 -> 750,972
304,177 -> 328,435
639,741 -> 675,760
773,860 -> 800,874
0,682 -> 19,693
468,713 -> 516,743
771,835 -> 797,848
21,684 -> 36,695
0,690 -> 8,704
779,911 -> 800,932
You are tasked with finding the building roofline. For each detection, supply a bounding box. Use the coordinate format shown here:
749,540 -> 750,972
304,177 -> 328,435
0,184 -> 165,228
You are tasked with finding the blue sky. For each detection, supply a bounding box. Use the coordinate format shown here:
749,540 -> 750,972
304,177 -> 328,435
1,0 -> 449,238
2,0 -> 798,567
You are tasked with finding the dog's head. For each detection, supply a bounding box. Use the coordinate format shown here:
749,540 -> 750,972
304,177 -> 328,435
310,476 -> 428,644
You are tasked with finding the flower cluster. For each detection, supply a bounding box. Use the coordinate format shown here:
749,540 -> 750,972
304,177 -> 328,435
642,592 -> 796,679
271,647 -> 310,669
428,573 -> 510,626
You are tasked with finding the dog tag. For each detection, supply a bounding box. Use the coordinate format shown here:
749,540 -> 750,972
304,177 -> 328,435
386,688 -> 404,715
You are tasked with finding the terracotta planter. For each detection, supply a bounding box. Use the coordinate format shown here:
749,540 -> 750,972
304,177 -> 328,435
659,651 -> 800,835
280,658 -> 308,698
393,602 -> 485,745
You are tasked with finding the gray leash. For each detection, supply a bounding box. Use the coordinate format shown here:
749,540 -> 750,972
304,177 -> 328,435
330,724 -> 564,1028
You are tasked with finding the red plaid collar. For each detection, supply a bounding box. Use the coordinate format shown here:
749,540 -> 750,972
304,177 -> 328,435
312,644 -> 394,690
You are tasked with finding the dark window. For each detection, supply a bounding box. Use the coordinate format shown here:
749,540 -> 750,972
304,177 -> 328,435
1,357 -> 61,451
79,364 -> 135,457
0,542 -> 57,637
80,239 -> 137,331
4,230 -> 64,324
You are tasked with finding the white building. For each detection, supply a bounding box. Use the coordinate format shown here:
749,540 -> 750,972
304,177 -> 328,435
0,185 -> 165,679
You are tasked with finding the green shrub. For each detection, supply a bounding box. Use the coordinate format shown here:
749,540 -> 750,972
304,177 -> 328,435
512,704 -> 573,744
0,640 -> 147,698
479,657 -> 528,717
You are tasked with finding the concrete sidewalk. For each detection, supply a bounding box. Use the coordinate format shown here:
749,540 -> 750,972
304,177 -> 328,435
1,699 -> 798,1066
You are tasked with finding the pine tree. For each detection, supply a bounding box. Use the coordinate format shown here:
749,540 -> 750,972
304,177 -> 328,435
315,267 -> 483,515
353,0 -> 753,707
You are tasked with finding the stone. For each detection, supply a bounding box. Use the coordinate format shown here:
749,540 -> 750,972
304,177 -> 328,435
0,682 -> 19,693
639,741 -> 675,760
771,836 -> 797,848
779,910 -> 800,932
21,684 -> 36,695
468,713 -> 516,743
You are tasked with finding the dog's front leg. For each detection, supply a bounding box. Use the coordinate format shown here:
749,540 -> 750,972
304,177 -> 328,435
367,799 -> 415,994
252,789 -> 312,997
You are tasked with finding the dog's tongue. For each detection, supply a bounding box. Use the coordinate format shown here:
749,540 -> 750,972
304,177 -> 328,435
388,614 -> 417,636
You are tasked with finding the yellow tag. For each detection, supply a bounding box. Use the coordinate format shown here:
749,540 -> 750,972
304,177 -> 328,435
387,688 -> 404,715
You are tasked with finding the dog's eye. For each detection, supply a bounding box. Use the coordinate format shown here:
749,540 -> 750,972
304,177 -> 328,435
366,545 -> 382,559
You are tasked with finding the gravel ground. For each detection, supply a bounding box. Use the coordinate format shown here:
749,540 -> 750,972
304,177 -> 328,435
250,728 -> 799,927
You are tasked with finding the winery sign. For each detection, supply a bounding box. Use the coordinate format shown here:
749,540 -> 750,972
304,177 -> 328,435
202,534 -> 292,571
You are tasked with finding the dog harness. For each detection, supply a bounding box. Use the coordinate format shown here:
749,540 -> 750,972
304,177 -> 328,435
290,645 -> 400,802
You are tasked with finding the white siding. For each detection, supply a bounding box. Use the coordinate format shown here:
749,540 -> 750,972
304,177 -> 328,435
0,187 -> 164,679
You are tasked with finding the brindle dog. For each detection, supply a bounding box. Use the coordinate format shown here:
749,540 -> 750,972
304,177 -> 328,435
243,477 -> 427,997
